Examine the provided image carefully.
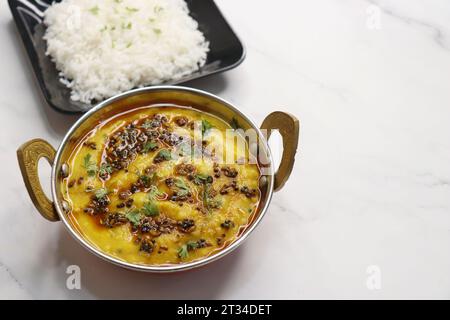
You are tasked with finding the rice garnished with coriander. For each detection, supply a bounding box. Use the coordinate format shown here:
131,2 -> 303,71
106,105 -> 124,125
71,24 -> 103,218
43,0 -> 209,105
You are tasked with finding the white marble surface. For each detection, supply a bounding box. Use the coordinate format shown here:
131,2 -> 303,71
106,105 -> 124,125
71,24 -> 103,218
1,0 -> 450,299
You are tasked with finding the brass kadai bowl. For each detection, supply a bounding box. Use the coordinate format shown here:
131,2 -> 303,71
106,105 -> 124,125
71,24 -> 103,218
17,86 -> 299,272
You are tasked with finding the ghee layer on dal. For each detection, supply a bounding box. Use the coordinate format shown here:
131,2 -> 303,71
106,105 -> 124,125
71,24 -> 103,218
61,106 -> 261,265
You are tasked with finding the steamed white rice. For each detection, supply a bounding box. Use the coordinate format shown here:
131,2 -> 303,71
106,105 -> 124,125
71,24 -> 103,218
43,0 -> 209,105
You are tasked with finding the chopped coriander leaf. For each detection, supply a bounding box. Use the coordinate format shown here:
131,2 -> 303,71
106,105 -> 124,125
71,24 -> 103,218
159,149 -> 172,159
142,201 -> 159,217
126,42 -> 132,48
147,185 -> 163,200
177,189 -> 190,198
172,178 -> 190,198
82,153 -> 97,177
194,174 -> 207,184
95,188 -> 108,200
186,241 -> 198,250
139,174 -> 152,188
193,173 -> 211,185
83,153 -> 92,167
125,210 -> 142,227
153,28 -> 162,35
202,183 -> 222,212
154,149 -> 172,163
201,119 -> 213,135
86,168 -> 96,177
89,6 -> 99,15
142,141 -> 158,153
99,163 -> 112,176
178,244 -> 188,259
175,178 -> 189,190
197,174 -> 210,180
139,172 -> 158,188
178,241 -> 198,259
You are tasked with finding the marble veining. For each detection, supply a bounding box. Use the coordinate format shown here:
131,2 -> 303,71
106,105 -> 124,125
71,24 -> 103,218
1,0 -> 449,299
366,0 -> 450,50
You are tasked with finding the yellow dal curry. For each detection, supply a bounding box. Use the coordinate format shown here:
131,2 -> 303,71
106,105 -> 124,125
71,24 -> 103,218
61,106 -> 261,265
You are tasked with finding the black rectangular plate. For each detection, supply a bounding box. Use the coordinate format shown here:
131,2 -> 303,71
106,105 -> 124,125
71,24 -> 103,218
8,0 -> 245,114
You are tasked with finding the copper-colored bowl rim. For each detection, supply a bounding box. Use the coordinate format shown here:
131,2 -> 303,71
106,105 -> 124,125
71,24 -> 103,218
50,85 -> 276,273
